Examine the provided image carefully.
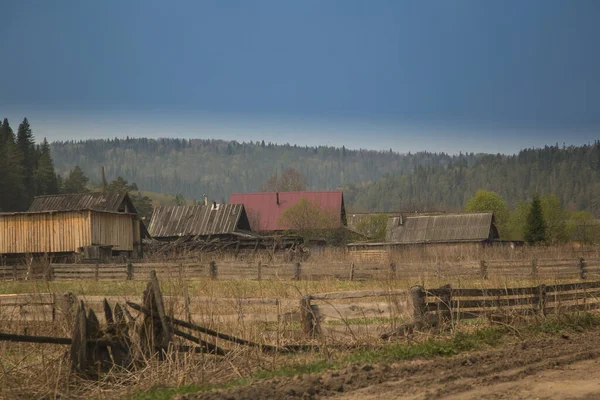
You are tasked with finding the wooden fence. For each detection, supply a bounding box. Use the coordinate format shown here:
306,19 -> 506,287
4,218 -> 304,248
6,280 -> 600,342
1,257 -> 600,282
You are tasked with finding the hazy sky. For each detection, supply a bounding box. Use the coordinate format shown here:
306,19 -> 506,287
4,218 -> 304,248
1,1 -> 599,154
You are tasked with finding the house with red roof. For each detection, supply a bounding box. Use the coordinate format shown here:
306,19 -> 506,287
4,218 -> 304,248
228,191 -> 347,232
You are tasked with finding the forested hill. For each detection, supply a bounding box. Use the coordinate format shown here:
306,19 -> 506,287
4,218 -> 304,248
49,138 -> 471,201
344,143 -> 600,215
50,138 -> 600,216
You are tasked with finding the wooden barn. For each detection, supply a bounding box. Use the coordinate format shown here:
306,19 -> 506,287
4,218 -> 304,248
148,203 -> 251,240
347,212 -> 501,263
0,192 -> 144,260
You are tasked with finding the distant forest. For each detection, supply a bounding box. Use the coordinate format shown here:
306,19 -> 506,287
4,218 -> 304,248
50,138 -> 471,202
50,137 -> 600,216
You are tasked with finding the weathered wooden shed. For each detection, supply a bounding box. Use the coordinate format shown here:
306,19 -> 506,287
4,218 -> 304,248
148,203 -> 251,239
347,212 -> 501,263
0,192 -> 144,259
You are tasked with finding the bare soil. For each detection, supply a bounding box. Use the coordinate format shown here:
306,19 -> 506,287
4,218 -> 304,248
175,327 -> 600,400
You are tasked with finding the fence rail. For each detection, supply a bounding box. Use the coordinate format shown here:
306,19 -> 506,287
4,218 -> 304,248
1,257 -> 600,282
5,277 -> 600,340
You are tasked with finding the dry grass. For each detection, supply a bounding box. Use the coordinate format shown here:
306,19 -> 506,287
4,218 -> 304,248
1,244 -> 600,399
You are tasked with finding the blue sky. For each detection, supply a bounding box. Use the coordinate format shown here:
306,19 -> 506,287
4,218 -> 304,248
1,0 -> 599,154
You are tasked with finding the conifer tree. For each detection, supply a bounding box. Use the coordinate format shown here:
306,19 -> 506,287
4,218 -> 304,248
63,166 -> 90,193
16,118 -> 36,202
0,133 -> 26,211
33,138 -> 59,196
524,194 -> 547,245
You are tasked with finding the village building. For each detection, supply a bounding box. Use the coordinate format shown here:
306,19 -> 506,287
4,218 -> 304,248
146,203 -> 310,257
148,203 -> 251,240
228,191 -> 347,232
0,192 -> 145,261
347,212 -> 502,263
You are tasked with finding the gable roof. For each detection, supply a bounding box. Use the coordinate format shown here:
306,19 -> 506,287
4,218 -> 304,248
28,192 -> 136,214
386,212 -> 497,243
229,191 -> 346,231
148,204 -> 251,238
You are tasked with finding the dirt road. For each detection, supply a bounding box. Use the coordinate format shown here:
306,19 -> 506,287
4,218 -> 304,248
177,328 -> 600,400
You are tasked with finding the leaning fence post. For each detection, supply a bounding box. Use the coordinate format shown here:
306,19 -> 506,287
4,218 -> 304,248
579,257 -> 587,280
390,262 -> 397,280
349,262 -> 355,281
294,262 -> 301,281
479,260 -> 488,280
531,258 -> 538,279
209,261 -> 217,280
126,262 -> 133,280
409,285 -> 425,322
300,295 -> 320,337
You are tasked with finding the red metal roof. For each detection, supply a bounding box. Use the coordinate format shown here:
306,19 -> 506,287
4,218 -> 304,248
229,191 -> 345,231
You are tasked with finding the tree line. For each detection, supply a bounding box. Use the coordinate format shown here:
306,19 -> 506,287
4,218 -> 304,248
0,117 -> 154,219
464,189 -> 599,244
344,142 -> 600,217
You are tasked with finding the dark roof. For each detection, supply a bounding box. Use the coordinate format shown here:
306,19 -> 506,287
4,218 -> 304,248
28,192 -> 136,214
148,204 -> 251,238
386,212 -> 497,244
229,191 -> 346,231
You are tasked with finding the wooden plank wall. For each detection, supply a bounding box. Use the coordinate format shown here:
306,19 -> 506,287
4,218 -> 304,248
0,211 -> 91,254
91,213 -> 134,251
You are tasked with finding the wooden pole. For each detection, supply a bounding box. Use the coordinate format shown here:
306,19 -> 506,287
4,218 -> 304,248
70,301 -> 88,374
294,262 -> 301,281
579,257 -> 587,280
300,295 -> 320,337
531,258 -> 538,279
349,262 -> 355,281
209,261 -> 217,280
257,261 -> 262,281
409,286 -> 425,322
126,262 -> 133,280
94,264 -> 100,281
390,262 -> 397,280
479,260 -> 488,280
437,284 -> 452,322
149,270 -> 173,351
537,284 -> 547,317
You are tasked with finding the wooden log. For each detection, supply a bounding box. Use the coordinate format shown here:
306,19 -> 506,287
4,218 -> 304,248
172,328 -> 227,355
126,301 -> 292,352
311,289 -> 407,300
